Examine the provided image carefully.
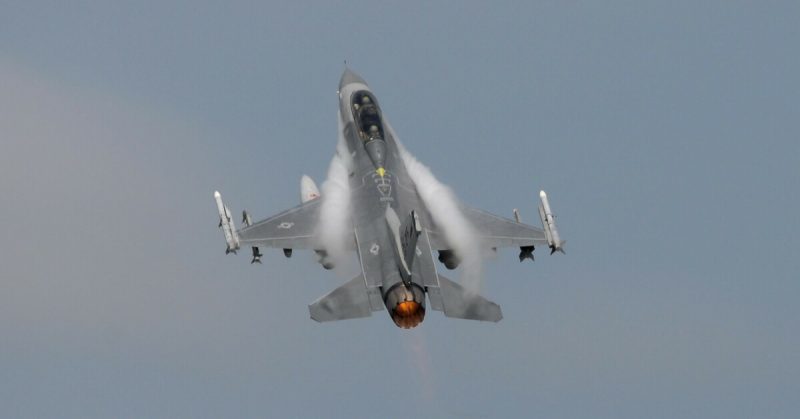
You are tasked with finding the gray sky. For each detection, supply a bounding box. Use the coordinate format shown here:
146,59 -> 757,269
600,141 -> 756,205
1,1 -> 798,418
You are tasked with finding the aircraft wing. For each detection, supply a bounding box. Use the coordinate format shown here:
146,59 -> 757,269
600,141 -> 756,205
236,199 -> 323,250
427,206 -> 548,250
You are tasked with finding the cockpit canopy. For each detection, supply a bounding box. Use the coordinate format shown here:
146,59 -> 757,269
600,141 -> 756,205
351,91 -> 384,141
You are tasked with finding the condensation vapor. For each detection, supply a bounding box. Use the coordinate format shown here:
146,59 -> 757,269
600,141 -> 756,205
317,111 -> 354,272
386,123 -> 485,293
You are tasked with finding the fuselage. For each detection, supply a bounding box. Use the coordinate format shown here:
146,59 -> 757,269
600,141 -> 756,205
215,69 -> 549,326
337,70 -> 427,328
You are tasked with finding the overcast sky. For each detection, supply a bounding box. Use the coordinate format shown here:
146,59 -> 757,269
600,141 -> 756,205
1,1 -> 799,418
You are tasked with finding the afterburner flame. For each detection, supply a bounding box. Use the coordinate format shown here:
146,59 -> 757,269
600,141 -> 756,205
385,283 -> 426,329
392,301 -> 425,329
396,301 -> 421,317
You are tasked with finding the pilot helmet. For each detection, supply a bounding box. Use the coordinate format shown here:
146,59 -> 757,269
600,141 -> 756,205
361,96 -> 371,105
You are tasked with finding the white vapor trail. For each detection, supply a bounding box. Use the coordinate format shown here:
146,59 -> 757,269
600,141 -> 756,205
317,111 -> 353,272
387,123 -> 484,293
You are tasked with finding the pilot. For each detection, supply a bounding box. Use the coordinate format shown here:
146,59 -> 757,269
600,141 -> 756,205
368,125 -> 381,139
361,96 -> 372,105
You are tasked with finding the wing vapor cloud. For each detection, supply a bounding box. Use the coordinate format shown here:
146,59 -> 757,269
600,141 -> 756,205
317,111 -> 354,272
388,123 -> 485,293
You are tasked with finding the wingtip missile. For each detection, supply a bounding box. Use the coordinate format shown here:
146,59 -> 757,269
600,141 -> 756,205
549,240 -> 566,255
538,190 -> 564,255
213,190 -> 240,254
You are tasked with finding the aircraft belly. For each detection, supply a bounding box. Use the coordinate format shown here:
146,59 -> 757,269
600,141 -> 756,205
348,149 -> 439,310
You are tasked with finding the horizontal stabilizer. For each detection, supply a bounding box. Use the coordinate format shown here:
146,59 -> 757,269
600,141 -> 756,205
435,275 -> 502,322
309,273 -> 373,322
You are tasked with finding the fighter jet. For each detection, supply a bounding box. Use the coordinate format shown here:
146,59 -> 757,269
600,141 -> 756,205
214,69 -> 565,328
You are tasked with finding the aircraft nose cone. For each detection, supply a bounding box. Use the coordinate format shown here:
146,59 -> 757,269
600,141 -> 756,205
339,68 -> 368,90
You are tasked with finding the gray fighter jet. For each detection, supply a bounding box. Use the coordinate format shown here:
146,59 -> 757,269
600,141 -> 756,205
214,69 -> 565,328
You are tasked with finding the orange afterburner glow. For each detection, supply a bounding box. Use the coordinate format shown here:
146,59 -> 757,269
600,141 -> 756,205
396,301 -> 420,317
392,300 -> 425,329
